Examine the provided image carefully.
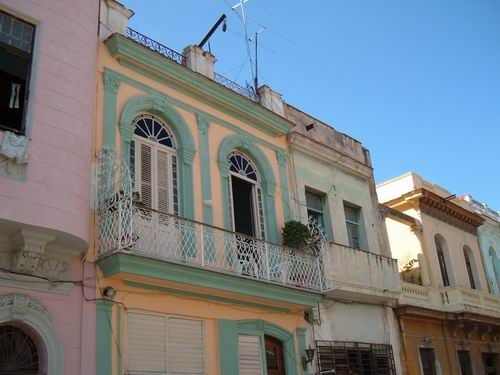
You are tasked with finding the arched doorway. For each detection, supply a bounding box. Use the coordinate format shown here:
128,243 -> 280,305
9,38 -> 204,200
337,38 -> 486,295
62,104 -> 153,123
0,324 -> 40,374
265,335 -> 286,375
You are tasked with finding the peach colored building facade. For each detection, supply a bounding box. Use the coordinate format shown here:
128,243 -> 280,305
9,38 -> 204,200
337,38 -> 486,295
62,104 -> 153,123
0,0 -> 98,374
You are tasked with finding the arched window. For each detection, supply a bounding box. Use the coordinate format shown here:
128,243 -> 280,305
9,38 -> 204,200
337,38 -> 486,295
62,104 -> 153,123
130,114 -> 178,215
463,246 -> 478,290
228,151 -> 265,239
435,235 -> 451,287
0,324 -> 39,374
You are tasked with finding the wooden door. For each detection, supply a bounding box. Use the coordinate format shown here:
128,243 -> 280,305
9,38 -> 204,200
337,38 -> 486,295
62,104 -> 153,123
265,335 -> 285,375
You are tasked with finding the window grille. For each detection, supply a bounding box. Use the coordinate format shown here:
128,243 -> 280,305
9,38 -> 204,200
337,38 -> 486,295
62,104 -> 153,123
316,340 -> 396,375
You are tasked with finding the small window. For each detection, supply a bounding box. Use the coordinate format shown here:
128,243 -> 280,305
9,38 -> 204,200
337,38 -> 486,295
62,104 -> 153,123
482,353 -> 499,375
0,11 -> 35,134
420,348 -> 437,375
306,191 -> 325,230
344,204 -> 361,249
458,350 -> 473,375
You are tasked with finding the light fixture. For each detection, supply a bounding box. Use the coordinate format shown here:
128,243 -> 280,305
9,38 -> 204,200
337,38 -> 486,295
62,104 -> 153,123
302,346 -> 315,369
102,286 -> 117,299
305,123 -> 315,131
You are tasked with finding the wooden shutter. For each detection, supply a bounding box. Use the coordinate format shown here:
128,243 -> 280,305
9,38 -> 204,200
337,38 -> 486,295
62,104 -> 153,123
238,335 -> 263,375
156,149 -> 170,214
139,142 -> 153,209
168,318 -> 204,374
127,312 -> 167,373
126,312 -> 205,375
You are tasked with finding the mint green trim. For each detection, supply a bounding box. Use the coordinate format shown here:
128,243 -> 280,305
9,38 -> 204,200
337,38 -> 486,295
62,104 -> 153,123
116,305 -> 122,375
96,300 -> 113,375
196,113 -> 213,224
105,34 -> 293,137
102,68 -> 285,154
98,253 -> 322,307
218,319 -> 299,375
0,293 -> 64,375
118,93 -> 196,219
102,70 -> 120,148
217,134 -> 279,242
276,150 -> 291,221
297,327 -> 307,374
219,320 -> 239,375
123,279 -> 290,313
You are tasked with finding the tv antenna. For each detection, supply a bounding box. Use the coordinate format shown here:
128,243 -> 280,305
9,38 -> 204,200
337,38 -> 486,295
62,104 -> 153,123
199,14 -> 227,51
249,27 -> 265,93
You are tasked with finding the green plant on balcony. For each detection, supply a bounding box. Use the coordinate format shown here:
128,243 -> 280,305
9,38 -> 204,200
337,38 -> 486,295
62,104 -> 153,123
282,220 -> 311,252
400,258 -> 422,285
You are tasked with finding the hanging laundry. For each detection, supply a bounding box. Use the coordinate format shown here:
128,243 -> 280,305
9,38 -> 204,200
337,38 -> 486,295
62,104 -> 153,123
0,131 -> 29,164
9,83 -> 21,109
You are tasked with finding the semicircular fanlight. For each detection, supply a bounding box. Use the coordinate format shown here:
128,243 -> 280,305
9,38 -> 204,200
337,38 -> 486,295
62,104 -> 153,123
228,151 -> 258,181
0,325 -> 39,374
133,114 -> 175,148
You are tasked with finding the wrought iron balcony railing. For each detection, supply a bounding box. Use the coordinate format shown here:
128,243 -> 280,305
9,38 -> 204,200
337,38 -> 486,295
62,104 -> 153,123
126,28 -> 185,65
125,28 -> 258,102
96,148 -> 323,292
97,201 -> 324,291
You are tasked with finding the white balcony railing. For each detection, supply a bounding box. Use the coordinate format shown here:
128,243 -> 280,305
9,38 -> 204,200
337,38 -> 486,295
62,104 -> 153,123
98,201 -> 324,291
400,282 -> 500,317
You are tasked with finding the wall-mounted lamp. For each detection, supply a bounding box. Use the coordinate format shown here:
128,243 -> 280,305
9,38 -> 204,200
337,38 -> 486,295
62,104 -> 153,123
305,123 -> 315,131
102,286 -> 117,299
302,346 -> 315,370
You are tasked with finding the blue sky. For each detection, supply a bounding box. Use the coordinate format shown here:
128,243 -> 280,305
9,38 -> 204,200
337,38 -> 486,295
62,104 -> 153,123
123,0 -> 500,209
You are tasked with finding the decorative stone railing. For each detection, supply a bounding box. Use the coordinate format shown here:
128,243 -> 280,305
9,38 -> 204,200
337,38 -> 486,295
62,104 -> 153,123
97,202 -> 324,291
321,243 -> 401,301
400,282 -> 500,317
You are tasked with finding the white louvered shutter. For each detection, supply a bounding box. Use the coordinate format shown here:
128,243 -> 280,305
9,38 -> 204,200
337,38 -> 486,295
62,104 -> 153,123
156,149 -> 170,214
139,143 -> 153,209
168,318 -> 205,374
127,312 -> 167,374
238,335 -> 263,375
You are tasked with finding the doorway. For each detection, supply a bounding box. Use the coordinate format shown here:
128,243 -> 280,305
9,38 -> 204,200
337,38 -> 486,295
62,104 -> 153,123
231,175 -> 256,237
265,335 -> 286,375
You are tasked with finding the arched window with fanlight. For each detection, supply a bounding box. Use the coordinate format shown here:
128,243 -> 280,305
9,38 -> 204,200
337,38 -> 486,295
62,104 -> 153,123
0,324 -> 40,374
130,114 -> 178,215
227,151 -> 266,240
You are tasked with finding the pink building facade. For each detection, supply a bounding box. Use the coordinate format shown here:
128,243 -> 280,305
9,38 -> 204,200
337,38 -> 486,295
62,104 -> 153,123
0,0 -> 98,373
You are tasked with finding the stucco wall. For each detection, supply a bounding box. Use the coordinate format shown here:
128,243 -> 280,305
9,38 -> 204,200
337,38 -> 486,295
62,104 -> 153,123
291,148 -> 381,252
0,0 -> 98,245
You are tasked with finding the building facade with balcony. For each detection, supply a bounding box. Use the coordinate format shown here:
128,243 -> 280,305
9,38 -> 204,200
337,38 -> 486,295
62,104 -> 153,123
460,195 -> 500,296
95,2 -> 324,374
378,172 -> 500,375
0,0 -> 99,374
285,107 -> 402,375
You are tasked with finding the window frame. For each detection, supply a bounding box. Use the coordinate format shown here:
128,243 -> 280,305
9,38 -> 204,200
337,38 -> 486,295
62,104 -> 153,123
343,202 -> 363,249
305,190 -> 325,232
419,347 -> 437,375
463,247 -> 477,290
0,9 -> 36,135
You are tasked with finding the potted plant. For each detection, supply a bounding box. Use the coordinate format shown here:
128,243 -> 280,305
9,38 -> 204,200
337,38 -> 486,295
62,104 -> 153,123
282,220 -> 311,251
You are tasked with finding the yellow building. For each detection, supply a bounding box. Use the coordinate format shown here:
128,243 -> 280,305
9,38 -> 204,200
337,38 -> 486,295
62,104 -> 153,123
378,172 -> 500,375
93,1 -> 323,374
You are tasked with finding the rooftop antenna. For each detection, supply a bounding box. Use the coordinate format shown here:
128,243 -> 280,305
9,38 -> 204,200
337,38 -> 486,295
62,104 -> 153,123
249,27 -> 264,95
231,0 -> 256,91
199,14 -> 227,49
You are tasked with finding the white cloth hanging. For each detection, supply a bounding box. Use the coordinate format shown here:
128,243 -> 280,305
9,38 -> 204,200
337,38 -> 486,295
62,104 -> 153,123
0,131 -> 29,164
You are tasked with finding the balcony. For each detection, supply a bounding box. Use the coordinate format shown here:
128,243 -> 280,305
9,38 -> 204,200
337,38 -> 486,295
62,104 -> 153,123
321,243 -> 401,303
97,202 -> 324,291
400,282 -> 500,318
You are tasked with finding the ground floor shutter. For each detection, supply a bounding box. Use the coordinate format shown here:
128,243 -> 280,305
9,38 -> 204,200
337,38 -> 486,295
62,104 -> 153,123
238,335 -> 263,375
126,312 -> 205,374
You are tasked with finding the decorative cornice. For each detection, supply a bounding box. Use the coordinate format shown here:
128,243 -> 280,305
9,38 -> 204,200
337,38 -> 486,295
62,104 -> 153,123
105,34 -> 293,137
289,132 -> 372,179
418,189 -> 484,235
0,293 -> 51,321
